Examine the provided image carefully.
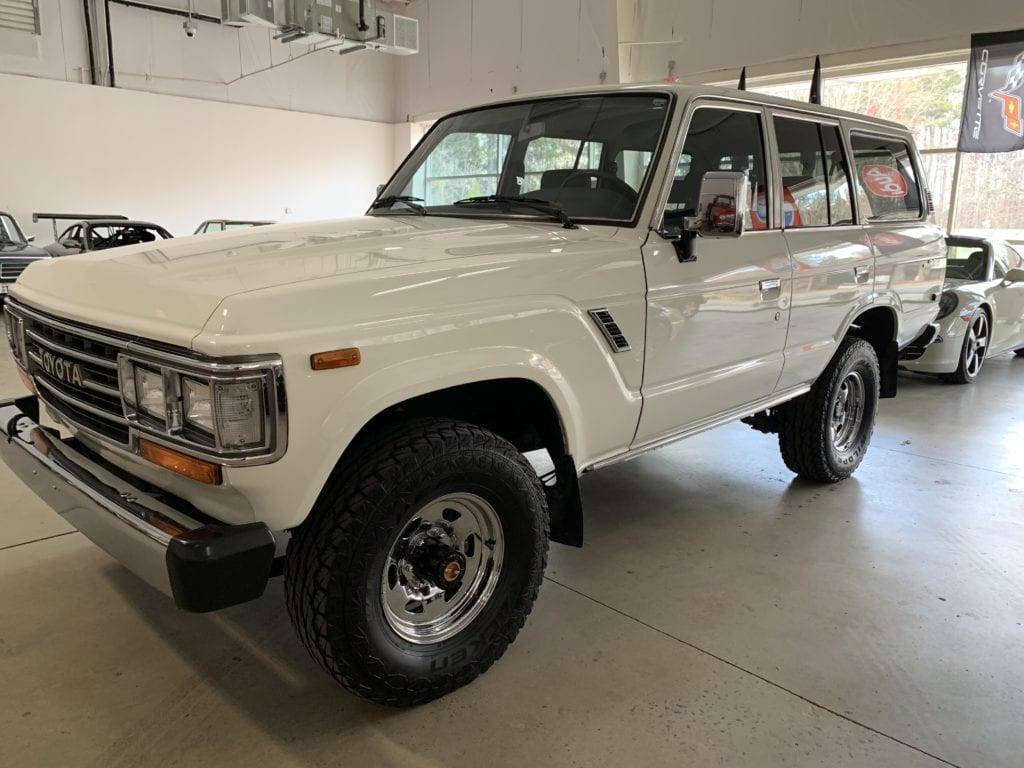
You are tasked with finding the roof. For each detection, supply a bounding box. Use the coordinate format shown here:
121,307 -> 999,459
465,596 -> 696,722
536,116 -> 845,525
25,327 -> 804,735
443,82 -> 909,133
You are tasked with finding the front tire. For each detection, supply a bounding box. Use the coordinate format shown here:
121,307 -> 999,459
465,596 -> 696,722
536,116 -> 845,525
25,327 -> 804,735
942,309 -> 989,384
285,418 -> 549,706
777,336 -> 880,482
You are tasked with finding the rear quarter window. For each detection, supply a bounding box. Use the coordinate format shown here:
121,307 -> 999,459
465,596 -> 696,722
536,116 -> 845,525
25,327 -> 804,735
849,133 -> 923,222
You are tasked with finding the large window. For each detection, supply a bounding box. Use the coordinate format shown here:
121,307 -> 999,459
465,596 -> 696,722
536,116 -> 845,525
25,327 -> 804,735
773,117 -> 856,227
664,107 -> 768,231
754,63 -> 1024,241
379,94 -> 672,225
0,213 -> 26,244
849,134 -> 922,221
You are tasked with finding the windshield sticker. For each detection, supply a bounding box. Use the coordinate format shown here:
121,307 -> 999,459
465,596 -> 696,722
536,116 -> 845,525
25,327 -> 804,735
860,165 -> 908,198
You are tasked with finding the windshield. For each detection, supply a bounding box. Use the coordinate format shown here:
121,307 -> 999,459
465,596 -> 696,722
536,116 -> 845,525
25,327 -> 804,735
0,214 -> 26,244
373,93 -> 672,225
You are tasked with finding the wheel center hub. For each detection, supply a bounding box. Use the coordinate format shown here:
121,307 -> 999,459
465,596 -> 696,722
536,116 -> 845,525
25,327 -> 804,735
407,533 -> 467,591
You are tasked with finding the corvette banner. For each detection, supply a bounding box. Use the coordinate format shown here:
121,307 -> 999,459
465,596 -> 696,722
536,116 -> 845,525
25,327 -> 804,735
958,28 -> 1024,152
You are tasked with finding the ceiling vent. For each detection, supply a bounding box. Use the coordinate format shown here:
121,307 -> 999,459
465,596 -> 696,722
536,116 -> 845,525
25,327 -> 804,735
222,0 -> 278,27
276,1 -> 417,55
369,12 -> 418,55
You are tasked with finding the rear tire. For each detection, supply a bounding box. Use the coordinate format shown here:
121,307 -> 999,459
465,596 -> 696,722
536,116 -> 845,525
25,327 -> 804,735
284,418 -> 549,706
942,309 -> 989,384
777,336 -> 880,483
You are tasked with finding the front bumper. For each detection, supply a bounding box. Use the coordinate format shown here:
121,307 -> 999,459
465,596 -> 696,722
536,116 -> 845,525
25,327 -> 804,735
0,396 -> 276,612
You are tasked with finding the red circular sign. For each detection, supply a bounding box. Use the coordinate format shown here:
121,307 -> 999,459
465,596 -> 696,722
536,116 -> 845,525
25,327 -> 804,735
861,164 -> 908,198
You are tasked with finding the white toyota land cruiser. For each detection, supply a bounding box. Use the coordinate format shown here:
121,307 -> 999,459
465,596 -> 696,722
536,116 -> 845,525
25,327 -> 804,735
1,84 -> 944,706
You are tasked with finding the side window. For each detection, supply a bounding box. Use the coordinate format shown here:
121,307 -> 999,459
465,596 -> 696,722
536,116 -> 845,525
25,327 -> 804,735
772,117 -> 856,228
849,134 -> 922,222
1006,245 -> 1023,270
665,107 -> 768,231
821,126 -> 854,225
772,117 -> 829,227
993,243 -> 1011,279
521,139 -> 601,194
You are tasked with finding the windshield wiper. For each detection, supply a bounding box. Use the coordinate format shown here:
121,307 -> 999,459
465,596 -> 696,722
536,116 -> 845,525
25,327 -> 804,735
370,195 -> 427,215
453,195 -> 576,229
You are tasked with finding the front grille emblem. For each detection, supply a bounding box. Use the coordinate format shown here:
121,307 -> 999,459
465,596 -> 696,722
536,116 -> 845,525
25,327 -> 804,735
40,350 -> 84,388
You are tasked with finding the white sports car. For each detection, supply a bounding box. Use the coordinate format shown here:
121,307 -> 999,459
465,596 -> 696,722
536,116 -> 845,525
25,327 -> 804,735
902,235 -> 1024,383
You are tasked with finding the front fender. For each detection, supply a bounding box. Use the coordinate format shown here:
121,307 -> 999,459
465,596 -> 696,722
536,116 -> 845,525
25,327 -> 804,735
216,303 -> 643,531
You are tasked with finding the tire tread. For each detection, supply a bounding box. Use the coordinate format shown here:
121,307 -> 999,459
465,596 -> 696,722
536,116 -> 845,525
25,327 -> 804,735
777,336 -> 879,483
285,417 -> 548,707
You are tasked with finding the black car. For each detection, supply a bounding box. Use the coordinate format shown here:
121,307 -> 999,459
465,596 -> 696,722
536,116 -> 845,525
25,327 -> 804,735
44,219 -> 173,256
0,211 -> 51,301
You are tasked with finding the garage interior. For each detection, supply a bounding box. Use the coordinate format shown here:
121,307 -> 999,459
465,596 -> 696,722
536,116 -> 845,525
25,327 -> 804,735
2,1 -> 1023,766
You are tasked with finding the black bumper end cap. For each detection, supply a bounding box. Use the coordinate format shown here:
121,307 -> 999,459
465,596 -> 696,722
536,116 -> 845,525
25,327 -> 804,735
166,523 -> 275,613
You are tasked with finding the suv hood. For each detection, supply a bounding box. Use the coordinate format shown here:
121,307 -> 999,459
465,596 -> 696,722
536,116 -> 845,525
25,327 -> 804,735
1,242 -> 50,259
9,215 -> 585,347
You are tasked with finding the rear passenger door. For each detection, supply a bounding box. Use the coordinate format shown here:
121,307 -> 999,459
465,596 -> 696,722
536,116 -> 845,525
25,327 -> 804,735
848,132 -> 945,347
770,112 -> 875,390
636,102 -> 792,445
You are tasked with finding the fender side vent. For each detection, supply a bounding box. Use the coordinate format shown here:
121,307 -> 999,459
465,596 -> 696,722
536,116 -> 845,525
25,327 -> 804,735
588,308 -> 632,353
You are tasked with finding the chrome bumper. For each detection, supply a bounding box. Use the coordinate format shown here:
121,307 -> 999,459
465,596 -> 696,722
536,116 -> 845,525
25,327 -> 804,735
1,396 -> 276,612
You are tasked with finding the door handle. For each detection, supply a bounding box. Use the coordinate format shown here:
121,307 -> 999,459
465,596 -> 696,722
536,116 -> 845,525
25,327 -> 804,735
759,278 -> 781,292
855,265 -> 871,282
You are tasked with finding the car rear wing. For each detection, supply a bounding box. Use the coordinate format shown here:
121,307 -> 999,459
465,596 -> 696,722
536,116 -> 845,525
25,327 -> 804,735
32,213 -> 129,239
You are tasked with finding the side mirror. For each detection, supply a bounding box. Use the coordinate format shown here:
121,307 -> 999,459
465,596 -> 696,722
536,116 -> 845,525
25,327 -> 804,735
1004,267 -> 1024,284
376,183 -> 386,196
60,239 -> 81,249
658,171 -> 749,263
686,172 -> 749,237
26,235 -> 35,243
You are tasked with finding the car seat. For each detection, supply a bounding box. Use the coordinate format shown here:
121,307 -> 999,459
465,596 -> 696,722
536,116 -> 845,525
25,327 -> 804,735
963,249 -> 988,281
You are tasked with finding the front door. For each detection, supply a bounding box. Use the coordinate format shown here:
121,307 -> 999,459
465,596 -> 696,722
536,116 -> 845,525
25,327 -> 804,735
635,103 -> 792,446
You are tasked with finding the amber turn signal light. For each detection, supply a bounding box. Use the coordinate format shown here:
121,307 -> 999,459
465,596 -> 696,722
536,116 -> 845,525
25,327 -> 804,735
139,438 -> 222,485
311,347 -> 361,370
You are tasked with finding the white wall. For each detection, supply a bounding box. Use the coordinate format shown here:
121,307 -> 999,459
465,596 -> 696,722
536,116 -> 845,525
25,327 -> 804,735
0,73 -> 398,240
0,0 -> 90,82
395,0 -> 619,120
0,0 -> 399,123
108,4 -> 398,123
618,0 -> 1024,84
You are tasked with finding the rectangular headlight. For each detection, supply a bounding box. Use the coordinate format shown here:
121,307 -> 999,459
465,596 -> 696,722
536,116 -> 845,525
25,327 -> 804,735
134,367 -> 166,419
183,377 -> 213,433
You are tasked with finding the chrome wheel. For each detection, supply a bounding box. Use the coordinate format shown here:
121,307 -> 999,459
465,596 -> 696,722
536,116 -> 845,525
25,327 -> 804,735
830,370 -> 866,455
381,492 -> 505,644
963,312 -> 989,379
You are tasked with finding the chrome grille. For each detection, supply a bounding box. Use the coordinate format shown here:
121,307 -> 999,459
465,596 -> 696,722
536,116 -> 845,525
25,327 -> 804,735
0,262 -> 31,280
12,305 -> 131,445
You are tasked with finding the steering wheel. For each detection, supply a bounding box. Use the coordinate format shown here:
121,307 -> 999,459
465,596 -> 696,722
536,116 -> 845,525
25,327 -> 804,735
558,170 -> 637,201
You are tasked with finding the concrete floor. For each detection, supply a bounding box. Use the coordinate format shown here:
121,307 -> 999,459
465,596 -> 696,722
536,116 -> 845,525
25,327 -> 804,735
1,351 -> 1022,768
